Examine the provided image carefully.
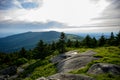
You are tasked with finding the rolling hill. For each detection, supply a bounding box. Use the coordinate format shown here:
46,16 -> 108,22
0,31 -> 83,53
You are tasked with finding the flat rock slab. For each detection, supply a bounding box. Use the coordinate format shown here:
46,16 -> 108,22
87,63 -> 120,75
48,73 -> 94,80
36,73 -> 95,80
51,50 -> 79,64
51,50 -> 98,73
47,73 -> 95,80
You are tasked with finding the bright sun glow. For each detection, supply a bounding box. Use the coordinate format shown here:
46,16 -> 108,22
6,0 -> 109,26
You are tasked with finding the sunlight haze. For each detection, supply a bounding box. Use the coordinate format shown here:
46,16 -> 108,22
0,0 -> 120,37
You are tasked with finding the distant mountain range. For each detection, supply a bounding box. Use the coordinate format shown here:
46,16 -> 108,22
0,31 -> 83,53
76,32 -> 113,40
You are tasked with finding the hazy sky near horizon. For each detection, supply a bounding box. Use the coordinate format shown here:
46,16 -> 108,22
0,0 -> 120,37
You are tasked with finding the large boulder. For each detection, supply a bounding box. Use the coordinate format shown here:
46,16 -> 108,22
36,50 -> 99,80
51,50 -> 98,73
87,63 -> 120,75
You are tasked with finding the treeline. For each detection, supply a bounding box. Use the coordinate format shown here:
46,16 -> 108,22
0,31 -> 120,69
67,32 -> 120,48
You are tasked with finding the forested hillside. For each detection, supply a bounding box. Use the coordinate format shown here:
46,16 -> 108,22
0,31 -> 83,53
0,31 -> 120,80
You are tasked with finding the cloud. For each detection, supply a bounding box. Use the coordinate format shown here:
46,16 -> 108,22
0,0 -> 42,10
0,0 -> 109,26
0,21 -> 65,35
0,0 -> 119,36
90,0 -> 100,4
91,0 -> 120,26
0,20 -> 119,37
102,0 -> 120,19
0,0 -> 15,10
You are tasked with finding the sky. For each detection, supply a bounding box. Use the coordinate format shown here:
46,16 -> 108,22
0,0 -> 120,37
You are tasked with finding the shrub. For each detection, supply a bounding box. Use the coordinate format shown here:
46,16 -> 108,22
15,58 -> 28,66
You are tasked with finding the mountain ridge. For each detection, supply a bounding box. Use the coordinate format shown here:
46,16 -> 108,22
0,31 -> 83,53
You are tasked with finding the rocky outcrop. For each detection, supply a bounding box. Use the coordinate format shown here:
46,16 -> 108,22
36,73 -> 95,80
36,50 -> 98,80
0,66 -> 17,80
0,75 -> 9,80
51,50 -> 78,64
0,66 -> 17,76
87,63 -> 120,75
48,73 -> 95,80
51,50 -> 98,73
36,50 -> 120,80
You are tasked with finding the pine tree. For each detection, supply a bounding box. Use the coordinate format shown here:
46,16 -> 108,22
109,32 -> 115,46
91,37 -> 98,48
25,50 -> 33,59
115,31 -> 120,46
82,35 -> 92,48
74,40 -> 80,48
66,39 -> 73,47
19,47 -> 27,58
51,41 -> 56,50
57,32 -> 66,53
98,34 -> 106,46
34,40 -> 46,59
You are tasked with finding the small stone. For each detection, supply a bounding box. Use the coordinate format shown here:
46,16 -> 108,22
36,77 -> 47,80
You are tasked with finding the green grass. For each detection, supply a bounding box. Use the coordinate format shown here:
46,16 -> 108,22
24,63 -> 56,80
90,73 -> 120,80
69,46 -> 120,79
16,47 -> 120,80
94,46 -> 120,65
17,53 -> 57,80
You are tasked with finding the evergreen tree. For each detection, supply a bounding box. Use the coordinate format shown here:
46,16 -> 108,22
19,47 -> 27,58
98,34 -> 106,46
51,41 -> 56,50
57,32 -> 66,53
82,35 -> 92,48
34,40 -> 46,59
115,31 -> 120,46
91,37 -> 98,48
66,39 -> 73,47
108,32 -> 115,46
74,40 -> 80,48
25,50 -> 34,59
3,54 -> 11,64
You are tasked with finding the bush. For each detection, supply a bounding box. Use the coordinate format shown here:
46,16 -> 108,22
22,59 -> 57,80
15,58 -> 28,66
